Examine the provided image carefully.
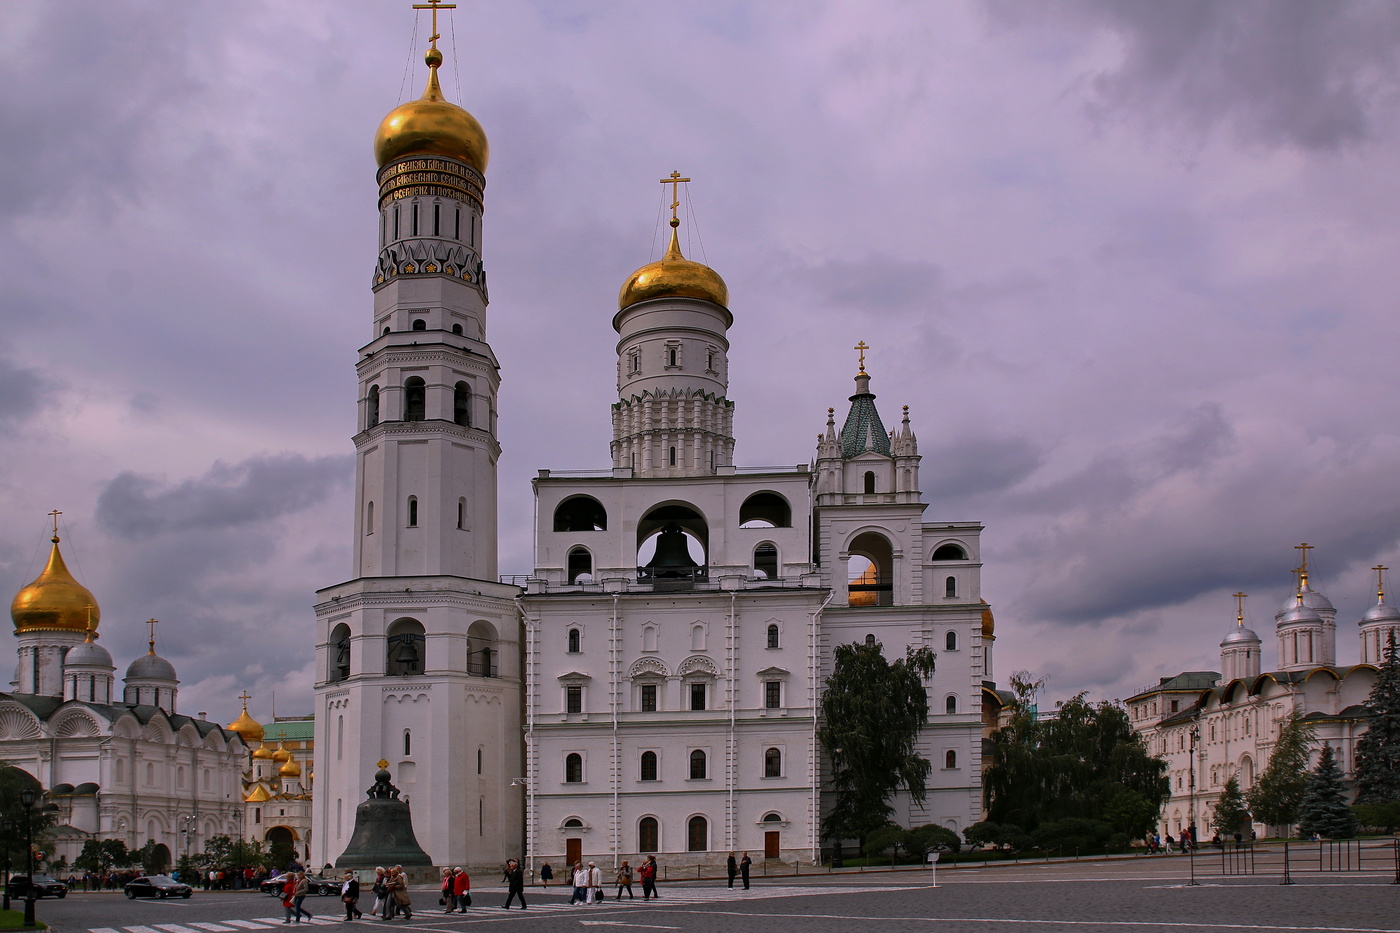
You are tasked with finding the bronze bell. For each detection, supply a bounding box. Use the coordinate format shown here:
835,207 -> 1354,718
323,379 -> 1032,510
646,523 -> 696,578
395,639 -> 419,667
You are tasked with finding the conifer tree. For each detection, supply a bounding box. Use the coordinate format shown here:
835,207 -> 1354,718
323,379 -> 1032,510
1247,712 -> 1314,830
1355,630 -> 1400,805
1295,743 -> 1358,839
1210,776 -> 1251,837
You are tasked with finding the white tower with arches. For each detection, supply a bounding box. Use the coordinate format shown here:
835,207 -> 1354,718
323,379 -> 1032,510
310,22 -> 521,872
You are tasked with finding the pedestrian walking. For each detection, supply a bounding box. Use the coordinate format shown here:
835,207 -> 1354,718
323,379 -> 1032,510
452,867 -> 471,911
570,862 -> 589,905
341,871 -> 362,921
588,862 -> 604,904
739,852 -> 751,890
639,855 -> 659,899
539,862 -> 553,887
387,866 -> 412,920
615,860 -> 634,899
370,867 -> 387,918
281,875 -> 296,924
501,858 -> 526,909
440,868 -> 455,913
292,872 -> 315,923
726,852 -> 737,889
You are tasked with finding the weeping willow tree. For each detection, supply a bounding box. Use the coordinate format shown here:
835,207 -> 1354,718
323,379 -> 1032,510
983,676 -> 1168,835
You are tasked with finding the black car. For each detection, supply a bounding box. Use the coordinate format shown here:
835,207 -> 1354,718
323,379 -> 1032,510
260,875 -> 338,897
124,875 -> 193,899
5,875 -> 68,899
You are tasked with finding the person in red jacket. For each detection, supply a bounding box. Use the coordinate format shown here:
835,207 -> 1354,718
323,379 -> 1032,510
452,868 -> 471,912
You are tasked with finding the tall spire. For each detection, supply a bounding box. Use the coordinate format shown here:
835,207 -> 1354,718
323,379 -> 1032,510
839,351 -> 890,458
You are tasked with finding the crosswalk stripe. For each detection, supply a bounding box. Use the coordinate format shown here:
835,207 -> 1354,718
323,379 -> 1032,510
154,924 -> 202,933
189,924 -> 237,931
124,926 -> 162,933
222,922 -> 274,930
90,927 -> 121,933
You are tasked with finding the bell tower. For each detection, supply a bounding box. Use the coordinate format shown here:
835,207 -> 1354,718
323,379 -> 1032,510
312,2 -> 522,872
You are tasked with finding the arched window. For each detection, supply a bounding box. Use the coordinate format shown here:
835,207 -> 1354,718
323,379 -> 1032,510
467,621 -> 497,677
863,471 -> 876,494
411,319 -> 426,331
568,547 -> 593,583
642,625 -> 658,652
383,325 -> 391,335
945,695 -> 957,715
453,382 -> 471,427
945,750 -> 957,769
457,498 -> 466,529
932,543 -> 967,561
567,628 -> 580,653
753,543 -> 778,580
669,446 -> 677,466
691,624 -> 707,651
407,496 -> 418,527
553,496 -> 607,531
687,815 -> 708,852
945,631 -> 957,651
115,758 -> 126,783
739,492 -> 792,528
945,576 -> 957,598
366,385 -> 380,428
865,633 -> 877,647
330,623 -> 351,683
689,750 -> 707,780
452,323 -> 463,335
767,624 -> 779,649
764,747 -> 781,778
640,751 -> 658,782
366,501 -> 374,535
403,730 -> 412,756
564,753 -> 583,784
386,618 -> 425,675
639,817 -> 659,853
668,347 -> 678,366
847,531 -> 894,607
403,377 -> 426,421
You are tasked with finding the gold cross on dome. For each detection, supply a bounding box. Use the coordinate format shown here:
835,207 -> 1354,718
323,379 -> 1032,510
48,509 -> 62,536
1294,542 -> 1313,571
146,618 -> 159,653
854,340 -> 870,374
660,171 -> 690,222
240,690 -> 252,710
412,0 -> 456,47
1375,565 -> 1390,599
1233,592 -> 1247,625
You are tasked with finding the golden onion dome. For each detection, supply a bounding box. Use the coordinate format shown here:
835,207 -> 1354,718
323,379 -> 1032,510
252,746 -> 275,760
279,756 -> 302,778
374,46 -> 488,173
619,219 -> 729,310
980,599 -> 995,638
12,535 -> 100,636
227,702 -> 264,744
272,746 -> 292,763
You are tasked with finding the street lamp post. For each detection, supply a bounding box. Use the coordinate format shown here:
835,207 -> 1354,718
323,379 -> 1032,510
1187,724 -> 1201,887
1,817 -> 13,911
19,788 -> 37,927
180,815 -> 198,870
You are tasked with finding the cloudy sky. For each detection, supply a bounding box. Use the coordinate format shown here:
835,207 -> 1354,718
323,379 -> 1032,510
5,1 -> 1400,724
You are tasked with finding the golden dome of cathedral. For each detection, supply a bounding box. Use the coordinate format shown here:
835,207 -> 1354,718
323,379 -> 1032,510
980,600 -> 995,638
227,696 -> 264,744
252,746 -> 275,760
374,47 -> 488,173
619,219 -> 729,311
11,535 -> 100,635
279,756 -> 302,778
272,746 -> 292,763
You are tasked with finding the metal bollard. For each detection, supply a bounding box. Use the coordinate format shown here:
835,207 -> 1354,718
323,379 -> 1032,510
1282,840 -> 1293,885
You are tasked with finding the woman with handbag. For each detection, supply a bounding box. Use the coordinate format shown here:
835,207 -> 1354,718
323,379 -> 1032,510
387,866 -> 412,921
440,868 -> 454,913
341,871 -> 362,921
280,875 -> 296,924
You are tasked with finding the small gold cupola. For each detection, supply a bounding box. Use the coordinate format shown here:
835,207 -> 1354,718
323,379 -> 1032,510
619,174 -> 728,310
374,7 -> 488,173
11,517 -> 100,636
227,690 -> 265,744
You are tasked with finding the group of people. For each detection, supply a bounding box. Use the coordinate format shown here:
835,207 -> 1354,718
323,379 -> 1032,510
437,867 -> 472,912
725,852 -> 752,889
277,872 -> 318,924
553,855 -> 660,904
350,866 -> 412,921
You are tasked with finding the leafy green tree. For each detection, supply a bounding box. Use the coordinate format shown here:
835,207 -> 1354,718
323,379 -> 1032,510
1296,744 -> 1358,839
1353,800 -> 1400,832
905,824 -> 960,857
817,641 -> 937,845
75,838 -> 130,873
136,839 -> 170,874
1355,631 -> 1400,805
861,825 -> 906,859
1211,776 -> 1251,837
983,677 -> 1168,833
1032,818 -> 1113,852
229,839 -> 266,871
962,821 -> 1002,849
1103,789 -> 1158,838
202,834 -> 235,870
1247,712 -> 1315,830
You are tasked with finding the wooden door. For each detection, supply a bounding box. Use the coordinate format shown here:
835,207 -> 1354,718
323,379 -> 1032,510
764,831 -> 780,859
566,837 -> 582,866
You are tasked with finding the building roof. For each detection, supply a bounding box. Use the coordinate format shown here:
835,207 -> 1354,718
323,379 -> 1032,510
263,717 -> 314,742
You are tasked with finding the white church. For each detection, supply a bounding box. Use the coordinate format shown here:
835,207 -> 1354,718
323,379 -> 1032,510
311,19 -> 995,872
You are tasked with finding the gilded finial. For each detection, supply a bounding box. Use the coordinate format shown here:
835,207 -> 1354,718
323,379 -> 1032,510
1233,592 -> 1247,626
377,758 -> 390,770
661,171 -> 690,226
412,0 -> 456,52
854,340 -> 869,374
1375,565 -> 1390,601
48,509 -> 62,542
239,690 -> 252,711
146,618 -> 159,654
1294,542 -> 1313,589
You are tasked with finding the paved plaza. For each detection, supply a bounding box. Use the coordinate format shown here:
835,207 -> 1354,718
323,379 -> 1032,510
25,855 -> 1400,933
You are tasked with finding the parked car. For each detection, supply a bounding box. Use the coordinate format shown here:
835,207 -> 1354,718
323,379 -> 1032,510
260,874 -> 338,897
124,875 -> 193,899
5,875 -> 68,899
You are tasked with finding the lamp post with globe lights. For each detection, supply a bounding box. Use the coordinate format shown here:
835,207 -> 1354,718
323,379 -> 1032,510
1,817 -> 13,911
19,787 -> 37,927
